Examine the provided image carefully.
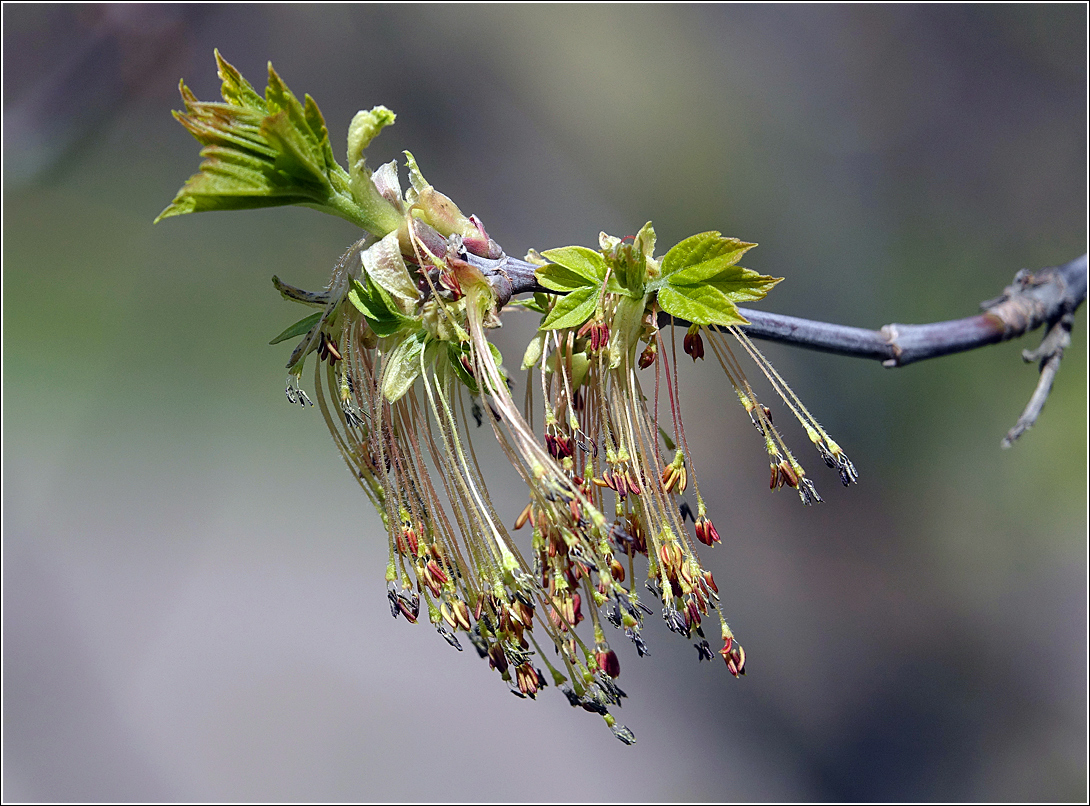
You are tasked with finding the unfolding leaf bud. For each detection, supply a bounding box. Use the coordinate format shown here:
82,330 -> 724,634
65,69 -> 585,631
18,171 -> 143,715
595,648 -> 621,678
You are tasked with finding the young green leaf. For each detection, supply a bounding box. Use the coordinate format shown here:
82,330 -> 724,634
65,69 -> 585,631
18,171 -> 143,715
536,263 -> 599,293
382,332 -> 427,402
660,231 -> 755,283
269,311 -> 323,344
540,286 -> 598,331
156,51 -> 401,235
348,277 -> 414,337
505,293 -> 550,315
448,343 -> 480,394
361,230 -> 419,307
346,107 -> 404,235
657,284 -> 750,327
539,247 -> 608,285
705,266 -> 782,303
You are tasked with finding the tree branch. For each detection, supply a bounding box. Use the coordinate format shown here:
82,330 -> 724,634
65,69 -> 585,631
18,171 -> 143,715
472,250 -> 1086,445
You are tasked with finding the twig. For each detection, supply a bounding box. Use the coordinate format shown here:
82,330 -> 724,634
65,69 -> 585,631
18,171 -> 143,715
473,251 -> 1086,445
1001,311 -> 1074,448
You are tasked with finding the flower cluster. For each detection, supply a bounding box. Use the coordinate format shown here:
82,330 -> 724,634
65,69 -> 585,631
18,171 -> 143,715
160,54 -> 856,744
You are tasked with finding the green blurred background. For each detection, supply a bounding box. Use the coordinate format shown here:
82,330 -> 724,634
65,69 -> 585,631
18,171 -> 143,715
4,5 -> 1086,801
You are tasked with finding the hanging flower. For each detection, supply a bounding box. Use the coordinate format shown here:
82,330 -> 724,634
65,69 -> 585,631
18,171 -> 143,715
160,53 -> 857,746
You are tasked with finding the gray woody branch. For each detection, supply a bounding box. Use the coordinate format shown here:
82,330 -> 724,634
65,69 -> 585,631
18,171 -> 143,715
472,251 -> 1086,447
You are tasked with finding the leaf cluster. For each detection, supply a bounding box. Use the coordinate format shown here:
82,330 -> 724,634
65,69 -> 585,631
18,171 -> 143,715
155,50 -> 401,235
535,227 -> 780,331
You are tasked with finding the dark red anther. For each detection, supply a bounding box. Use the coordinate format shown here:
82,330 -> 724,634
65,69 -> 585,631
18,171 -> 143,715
695,516 -> 720,546
571,592 -> 584,626
596,648 -> 621,678
778,460 -> 799,488
397,598 -> 419,623
703,570 -> 719,594
516,663 -> 541,696
719,636 -> 746,677
439,268 -> 464,300
638,342 -> 657,369
488,643 -> 509,674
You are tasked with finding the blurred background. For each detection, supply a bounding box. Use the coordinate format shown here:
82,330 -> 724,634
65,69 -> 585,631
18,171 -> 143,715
3,4 -> 1086,801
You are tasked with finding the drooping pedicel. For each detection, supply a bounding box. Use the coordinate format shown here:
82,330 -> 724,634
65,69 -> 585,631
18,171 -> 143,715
160,53 -> 855,744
